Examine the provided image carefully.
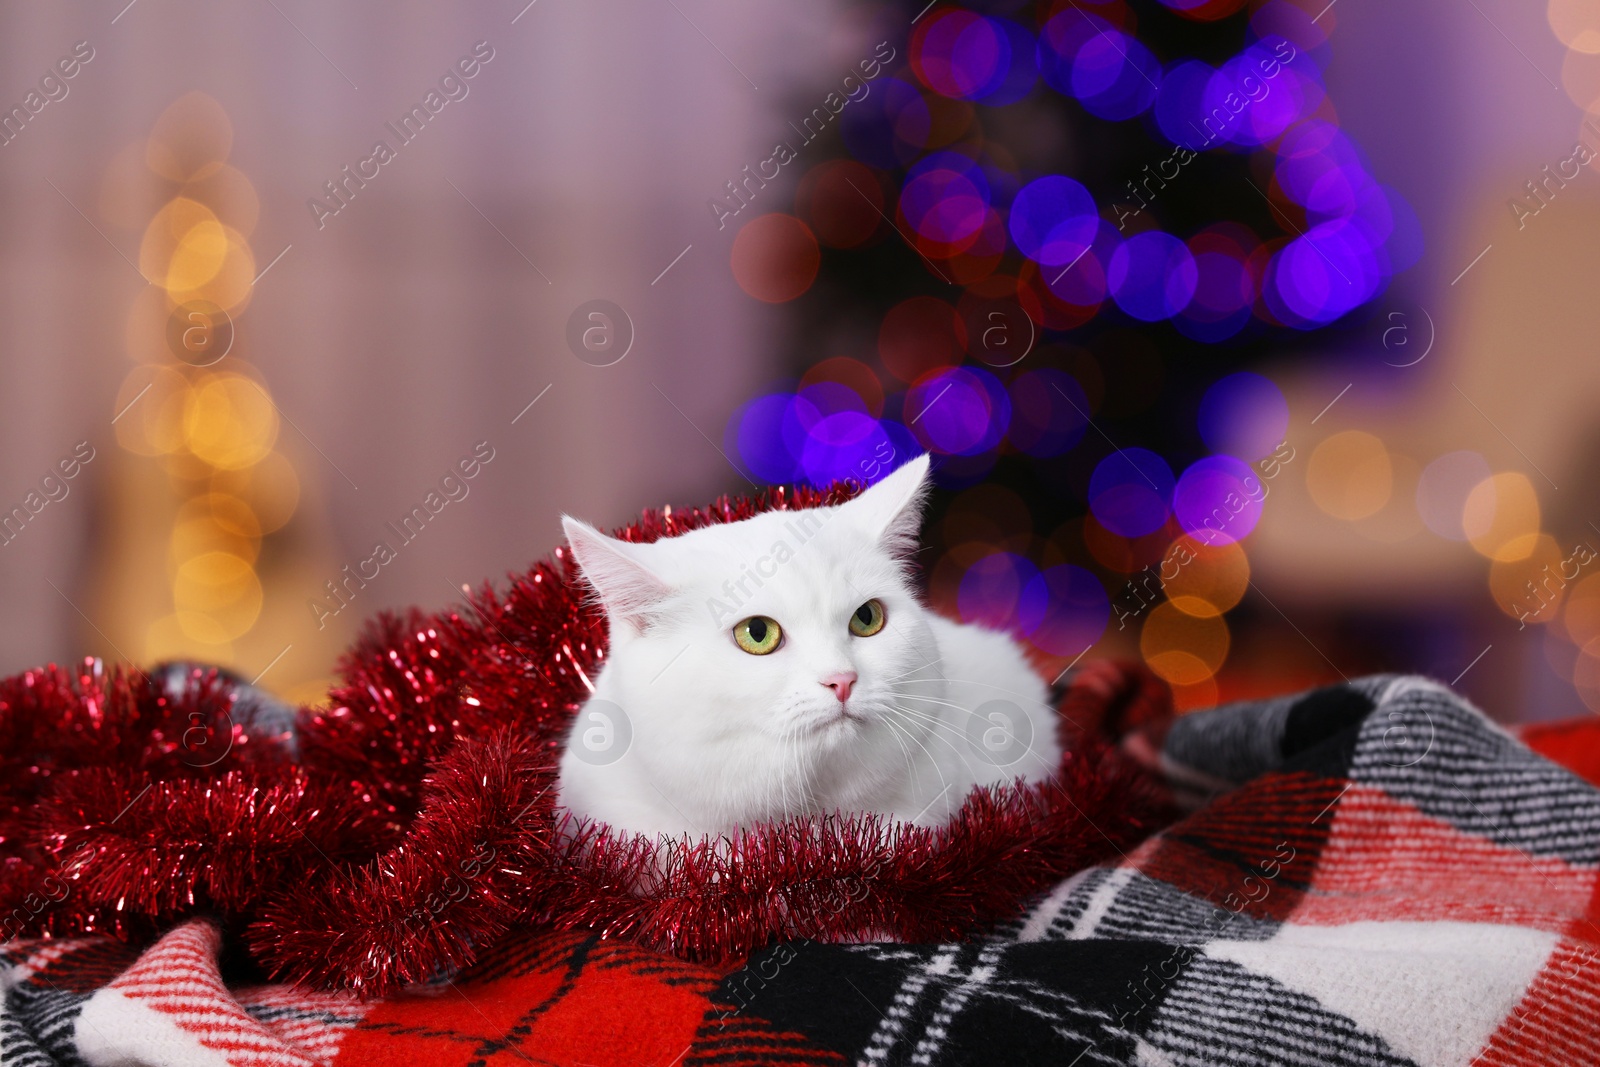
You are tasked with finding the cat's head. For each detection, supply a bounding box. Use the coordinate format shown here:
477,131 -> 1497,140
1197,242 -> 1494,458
560,454 -> 941,784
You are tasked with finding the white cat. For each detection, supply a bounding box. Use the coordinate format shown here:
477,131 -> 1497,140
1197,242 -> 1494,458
555,454 -> 1061,840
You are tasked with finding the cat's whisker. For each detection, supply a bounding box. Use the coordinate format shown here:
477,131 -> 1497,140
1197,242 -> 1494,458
896,697 -> 1043,764
896,675 -> 1056,705
885,704 -> 987,781
776,722 -> 814,817
884,690 -> 989,716
785,722 -> 822,814
885,701 -> 970,742
884,658 -> 944,684
878,714 -> 919,792
880,714 -> 950,820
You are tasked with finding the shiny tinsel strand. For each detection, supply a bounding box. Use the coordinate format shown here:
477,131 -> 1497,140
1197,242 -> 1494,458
0,483 -> 1172,996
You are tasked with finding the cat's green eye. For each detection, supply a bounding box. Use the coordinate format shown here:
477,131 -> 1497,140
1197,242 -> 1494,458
849,599 -> 887,637
734,615 -> 783,655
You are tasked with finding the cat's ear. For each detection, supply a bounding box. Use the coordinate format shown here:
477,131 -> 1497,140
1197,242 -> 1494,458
846,453 -> 932,557
561,516 -> 673,631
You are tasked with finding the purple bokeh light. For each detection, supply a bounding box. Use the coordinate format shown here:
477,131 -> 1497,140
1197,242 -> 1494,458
901,161 -> 991,246
911,11 -> 1038,105
1019,564 -> 1110,657
1009,175 -> 1100,268
1174,455 -> 1265,545
1089,447 -> 1175,537
907,366 -> 1010,456
731,392 -> 799,484
838,77 -> 932,169
1197,372 -> 1288,462
912,10 -> 1010,100
1108,231 -> 1198,321
958,551 -> 1039,631
1154,59 -> 1217,148
1175,246 -> 1255,341
1263,217 -> 1382,326
1039,13 -> 1161,121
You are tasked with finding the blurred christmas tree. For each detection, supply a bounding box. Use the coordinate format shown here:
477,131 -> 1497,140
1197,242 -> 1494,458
721,0 -> 1420,706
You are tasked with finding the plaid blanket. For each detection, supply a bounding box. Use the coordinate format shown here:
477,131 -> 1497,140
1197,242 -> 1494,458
5,673 -> 1598,1066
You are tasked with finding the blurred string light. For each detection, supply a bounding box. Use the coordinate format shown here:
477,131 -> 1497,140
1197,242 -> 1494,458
108,92 -> 298,667
718,1 -> 1420,702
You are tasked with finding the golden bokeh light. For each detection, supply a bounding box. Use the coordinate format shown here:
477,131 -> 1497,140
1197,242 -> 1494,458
140,198 -> 221,287
162,448 -> 219,484
203,492 -> 263,540
107,93 -> 320,701
124,287 -> 175,365
211,452 -> 299,534
1551,0 -> 1600,54
166,217 -> 230,292
1140,601 -> 1230,685
169,515 -> 260,571
1161,535 -> 1250,618
112,365 -> 192,456
1563,48 -> 1600,111
1463,472 -> 1542,562
170,494 -> 262,571
1563,573 -> 1600,646
144,612 -> 234,664
168,226 -> 256,312
1573,638 -> 1600,713
1487,533 -> 1565,624
1307,430 -> 1393,521
146,91 -> 233,183
182,373 -> 279,469
173,550 -> 263,641
181,163 -> 260,236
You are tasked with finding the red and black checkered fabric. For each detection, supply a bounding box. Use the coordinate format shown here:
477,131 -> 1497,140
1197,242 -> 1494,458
5,670 -> 1599,1066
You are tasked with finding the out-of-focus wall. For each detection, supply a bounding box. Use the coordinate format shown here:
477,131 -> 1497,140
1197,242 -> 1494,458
0,0 -> 862,697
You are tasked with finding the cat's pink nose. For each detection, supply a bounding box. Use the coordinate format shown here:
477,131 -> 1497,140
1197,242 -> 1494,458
821,671 -> 857,703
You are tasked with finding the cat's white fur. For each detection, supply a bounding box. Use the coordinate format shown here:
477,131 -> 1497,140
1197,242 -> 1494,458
555,455 -> 1060,839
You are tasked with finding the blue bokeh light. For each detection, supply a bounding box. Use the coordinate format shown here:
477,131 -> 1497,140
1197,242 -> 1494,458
1174,455 -> 1264,545
1108,231 -> 1198,321
1009,175 -> 1100,268
1089,447 -> 1175,537
1018,564 -> 1110,657
1197,372 -> 1288,462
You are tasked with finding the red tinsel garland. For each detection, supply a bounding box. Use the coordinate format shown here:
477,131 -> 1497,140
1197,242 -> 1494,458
0,483 -> 1171,996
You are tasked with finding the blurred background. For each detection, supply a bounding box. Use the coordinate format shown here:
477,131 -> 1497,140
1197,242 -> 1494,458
1,0 -> 1596,723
